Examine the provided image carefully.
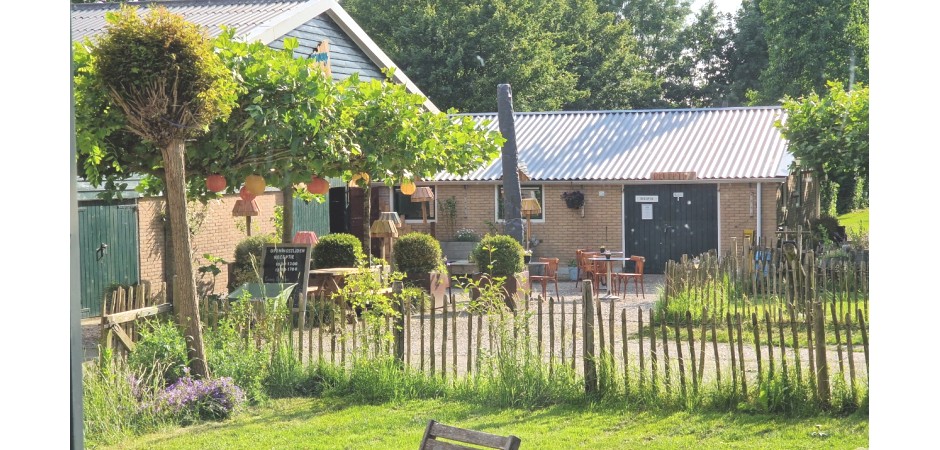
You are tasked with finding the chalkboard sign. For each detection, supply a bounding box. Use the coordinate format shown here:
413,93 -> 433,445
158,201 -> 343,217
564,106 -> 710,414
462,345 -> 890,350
261,244 -> 312,306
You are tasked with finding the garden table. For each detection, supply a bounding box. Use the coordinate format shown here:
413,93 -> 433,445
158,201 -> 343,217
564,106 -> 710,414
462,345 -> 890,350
588,256 -> 634,297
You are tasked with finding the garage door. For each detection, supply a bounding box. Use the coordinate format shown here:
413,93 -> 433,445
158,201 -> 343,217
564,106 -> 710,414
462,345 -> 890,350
623,185 -> 718,274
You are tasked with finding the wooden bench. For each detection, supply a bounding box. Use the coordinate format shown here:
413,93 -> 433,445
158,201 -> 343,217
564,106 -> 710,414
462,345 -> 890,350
419,420 -> 521,450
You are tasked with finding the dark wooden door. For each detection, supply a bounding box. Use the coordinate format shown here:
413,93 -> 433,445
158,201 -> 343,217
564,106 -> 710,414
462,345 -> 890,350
624,185 -> 717,273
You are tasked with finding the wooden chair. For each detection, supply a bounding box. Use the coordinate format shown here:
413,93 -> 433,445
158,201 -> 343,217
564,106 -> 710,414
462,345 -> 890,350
613,255 -> 646,298
420,420 -> 521,450
577,251 -> 600,289
573,249 -> 588,287
588,254 -> 612,294
530,257 -> 560,300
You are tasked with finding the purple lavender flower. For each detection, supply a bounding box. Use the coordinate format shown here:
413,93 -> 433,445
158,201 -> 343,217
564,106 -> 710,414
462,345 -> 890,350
153,375 -> 246,422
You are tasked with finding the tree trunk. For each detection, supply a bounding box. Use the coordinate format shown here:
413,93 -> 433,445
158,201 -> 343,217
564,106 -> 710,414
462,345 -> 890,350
363,184 -> 372,265
162,139 -> 209,378
282,184 -> 294,244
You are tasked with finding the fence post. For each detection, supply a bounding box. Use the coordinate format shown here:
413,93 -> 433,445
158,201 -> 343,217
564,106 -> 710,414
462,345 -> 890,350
393,281 -> 404,367
583,280 -> 597,394
813,299 -> 831,406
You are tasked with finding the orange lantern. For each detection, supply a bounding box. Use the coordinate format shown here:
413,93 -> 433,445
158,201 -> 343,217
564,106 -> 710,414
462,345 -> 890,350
349,172 -> 370,187
245,175 -> 266,195
206,174 -> 226,193
239,186 -> 256,202
307,176 -> 330,195
400,181 -> 416,195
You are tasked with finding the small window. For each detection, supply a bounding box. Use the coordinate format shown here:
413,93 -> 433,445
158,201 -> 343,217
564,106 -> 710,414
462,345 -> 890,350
392,186 -> 436,222
496,185 -> 544,221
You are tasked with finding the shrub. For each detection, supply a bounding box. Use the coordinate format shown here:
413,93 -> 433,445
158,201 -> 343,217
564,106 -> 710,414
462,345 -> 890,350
229,234 -> 277,290
394,232 -> 443,274
127,318 -> 189,384
810,215 -> 846,247
311,233 -> 365,269
153,374 -> 246,424
470,234 -> 524,277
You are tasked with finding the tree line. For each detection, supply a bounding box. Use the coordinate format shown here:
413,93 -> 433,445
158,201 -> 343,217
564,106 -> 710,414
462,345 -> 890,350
342,0 -> 868,112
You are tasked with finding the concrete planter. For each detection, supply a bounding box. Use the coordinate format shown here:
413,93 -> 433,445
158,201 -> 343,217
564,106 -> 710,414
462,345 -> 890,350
439,241 -> 478,261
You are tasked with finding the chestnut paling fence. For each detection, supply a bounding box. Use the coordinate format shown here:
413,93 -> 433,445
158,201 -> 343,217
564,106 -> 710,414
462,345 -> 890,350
193,243 -> 869,406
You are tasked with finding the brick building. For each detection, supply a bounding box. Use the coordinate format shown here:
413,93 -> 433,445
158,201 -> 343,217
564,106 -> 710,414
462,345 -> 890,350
382,107 -> 793,275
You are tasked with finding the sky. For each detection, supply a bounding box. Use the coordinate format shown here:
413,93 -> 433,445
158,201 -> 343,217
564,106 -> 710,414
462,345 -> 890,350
693,0 -> 741,15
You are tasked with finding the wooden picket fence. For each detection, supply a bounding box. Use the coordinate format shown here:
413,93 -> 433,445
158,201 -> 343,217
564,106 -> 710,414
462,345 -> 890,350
197,243 -> 869,407
99,281 -> 172,359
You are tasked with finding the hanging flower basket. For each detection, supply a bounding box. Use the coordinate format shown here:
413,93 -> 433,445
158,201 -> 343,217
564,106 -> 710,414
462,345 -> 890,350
561,191 -> 585,209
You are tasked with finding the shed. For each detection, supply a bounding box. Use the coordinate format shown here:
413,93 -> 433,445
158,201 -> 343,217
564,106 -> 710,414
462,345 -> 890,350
382,107 -> 793,274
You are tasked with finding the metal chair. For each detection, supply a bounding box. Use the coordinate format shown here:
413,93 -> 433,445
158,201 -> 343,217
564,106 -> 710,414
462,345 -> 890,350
530,257 -> 560,300
613,255 -> 646,298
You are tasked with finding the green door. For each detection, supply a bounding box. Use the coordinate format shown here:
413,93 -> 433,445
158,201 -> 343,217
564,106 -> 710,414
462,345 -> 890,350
78,200 -> 140,318
292,196 -> 331,238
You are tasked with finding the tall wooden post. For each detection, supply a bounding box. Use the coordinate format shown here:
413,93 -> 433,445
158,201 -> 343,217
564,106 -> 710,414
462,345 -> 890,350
583,281 -> 597,394
497,84 -> 524,246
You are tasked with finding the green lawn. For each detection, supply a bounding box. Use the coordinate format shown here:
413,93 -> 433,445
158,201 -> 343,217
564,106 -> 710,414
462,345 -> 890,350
101,397 -> 869,449
838,208 -> 869,234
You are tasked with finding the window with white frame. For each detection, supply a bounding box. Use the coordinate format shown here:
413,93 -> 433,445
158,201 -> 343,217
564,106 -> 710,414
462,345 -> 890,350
495,185 -> 544,221
391,185 -> 436,222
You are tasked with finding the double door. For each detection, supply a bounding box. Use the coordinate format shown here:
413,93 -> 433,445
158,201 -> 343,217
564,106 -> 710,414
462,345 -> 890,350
623,185 -> 717,274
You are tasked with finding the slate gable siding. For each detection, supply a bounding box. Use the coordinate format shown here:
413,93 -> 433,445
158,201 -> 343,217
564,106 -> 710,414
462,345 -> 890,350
269,15 -> 384,81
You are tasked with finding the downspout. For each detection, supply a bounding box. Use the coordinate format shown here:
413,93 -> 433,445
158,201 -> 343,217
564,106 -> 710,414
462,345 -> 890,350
716,184 -> 722,262
756,182 -> 762,245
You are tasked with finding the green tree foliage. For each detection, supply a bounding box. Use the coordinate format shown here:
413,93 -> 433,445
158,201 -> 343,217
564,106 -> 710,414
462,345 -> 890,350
343,0 -> 658,112
726,0 -> 768,105
602,0 -> 734,107
777,81 -> 869,215
755,0 -> 868,103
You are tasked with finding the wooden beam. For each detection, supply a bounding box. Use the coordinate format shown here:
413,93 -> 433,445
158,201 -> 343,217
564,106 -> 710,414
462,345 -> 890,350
104,303 -> 173,326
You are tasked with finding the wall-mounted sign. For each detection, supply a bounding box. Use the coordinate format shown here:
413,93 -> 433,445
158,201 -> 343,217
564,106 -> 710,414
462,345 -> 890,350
641,204 -> 653,220
636,195 -> 659,203
311,40 -> 332,78
673,192 -> 684,198
651,171 -> 696,180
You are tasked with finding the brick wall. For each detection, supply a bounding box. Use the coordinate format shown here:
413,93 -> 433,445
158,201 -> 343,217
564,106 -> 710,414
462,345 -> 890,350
137,192 -> 282,299
717,182 -> 781,256
134,181 -> 784,295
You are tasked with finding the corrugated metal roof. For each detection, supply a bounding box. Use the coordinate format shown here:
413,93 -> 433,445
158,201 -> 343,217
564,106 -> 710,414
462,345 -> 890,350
71,0 -> 309,42
437,107 -> 793,182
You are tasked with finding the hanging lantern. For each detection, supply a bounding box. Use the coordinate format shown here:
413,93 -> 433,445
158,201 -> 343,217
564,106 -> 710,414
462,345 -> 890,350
206,174 -> 226,193
400,181 -> 416,195
307,176 -> 330,195
239,186 -> 256,202
245,174 -> 266,195
349,172 -> 370,187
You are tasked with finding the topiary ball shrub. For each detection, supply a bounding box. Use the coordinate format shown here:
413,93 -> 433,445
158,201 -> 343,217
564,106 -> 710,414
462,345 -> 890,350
229,234 -> 278,290
394,232 -> 443,275
311,233 -> 365,269
470,234 -> 525,277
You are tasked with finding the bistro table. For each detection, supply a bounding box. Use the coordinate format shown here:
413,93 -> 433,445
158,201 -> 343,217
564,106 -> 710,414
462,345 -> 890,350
527,261 -> 548,277
588,255 -> 633,298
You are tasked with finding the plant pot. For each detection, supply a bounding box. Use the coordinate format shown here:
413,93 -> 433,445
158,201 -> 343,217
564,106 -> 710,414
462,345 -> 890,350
468,271 -> 528,312
406,271 -> 450,310
567,266 -> 578,281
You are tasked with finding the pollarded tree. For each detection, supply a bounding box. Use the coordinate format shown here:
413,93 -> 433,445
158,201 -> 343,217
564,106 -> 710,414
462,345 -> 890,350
83,5 -> 237,378
777,81 -> 869,215
329,72 -> 505,252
